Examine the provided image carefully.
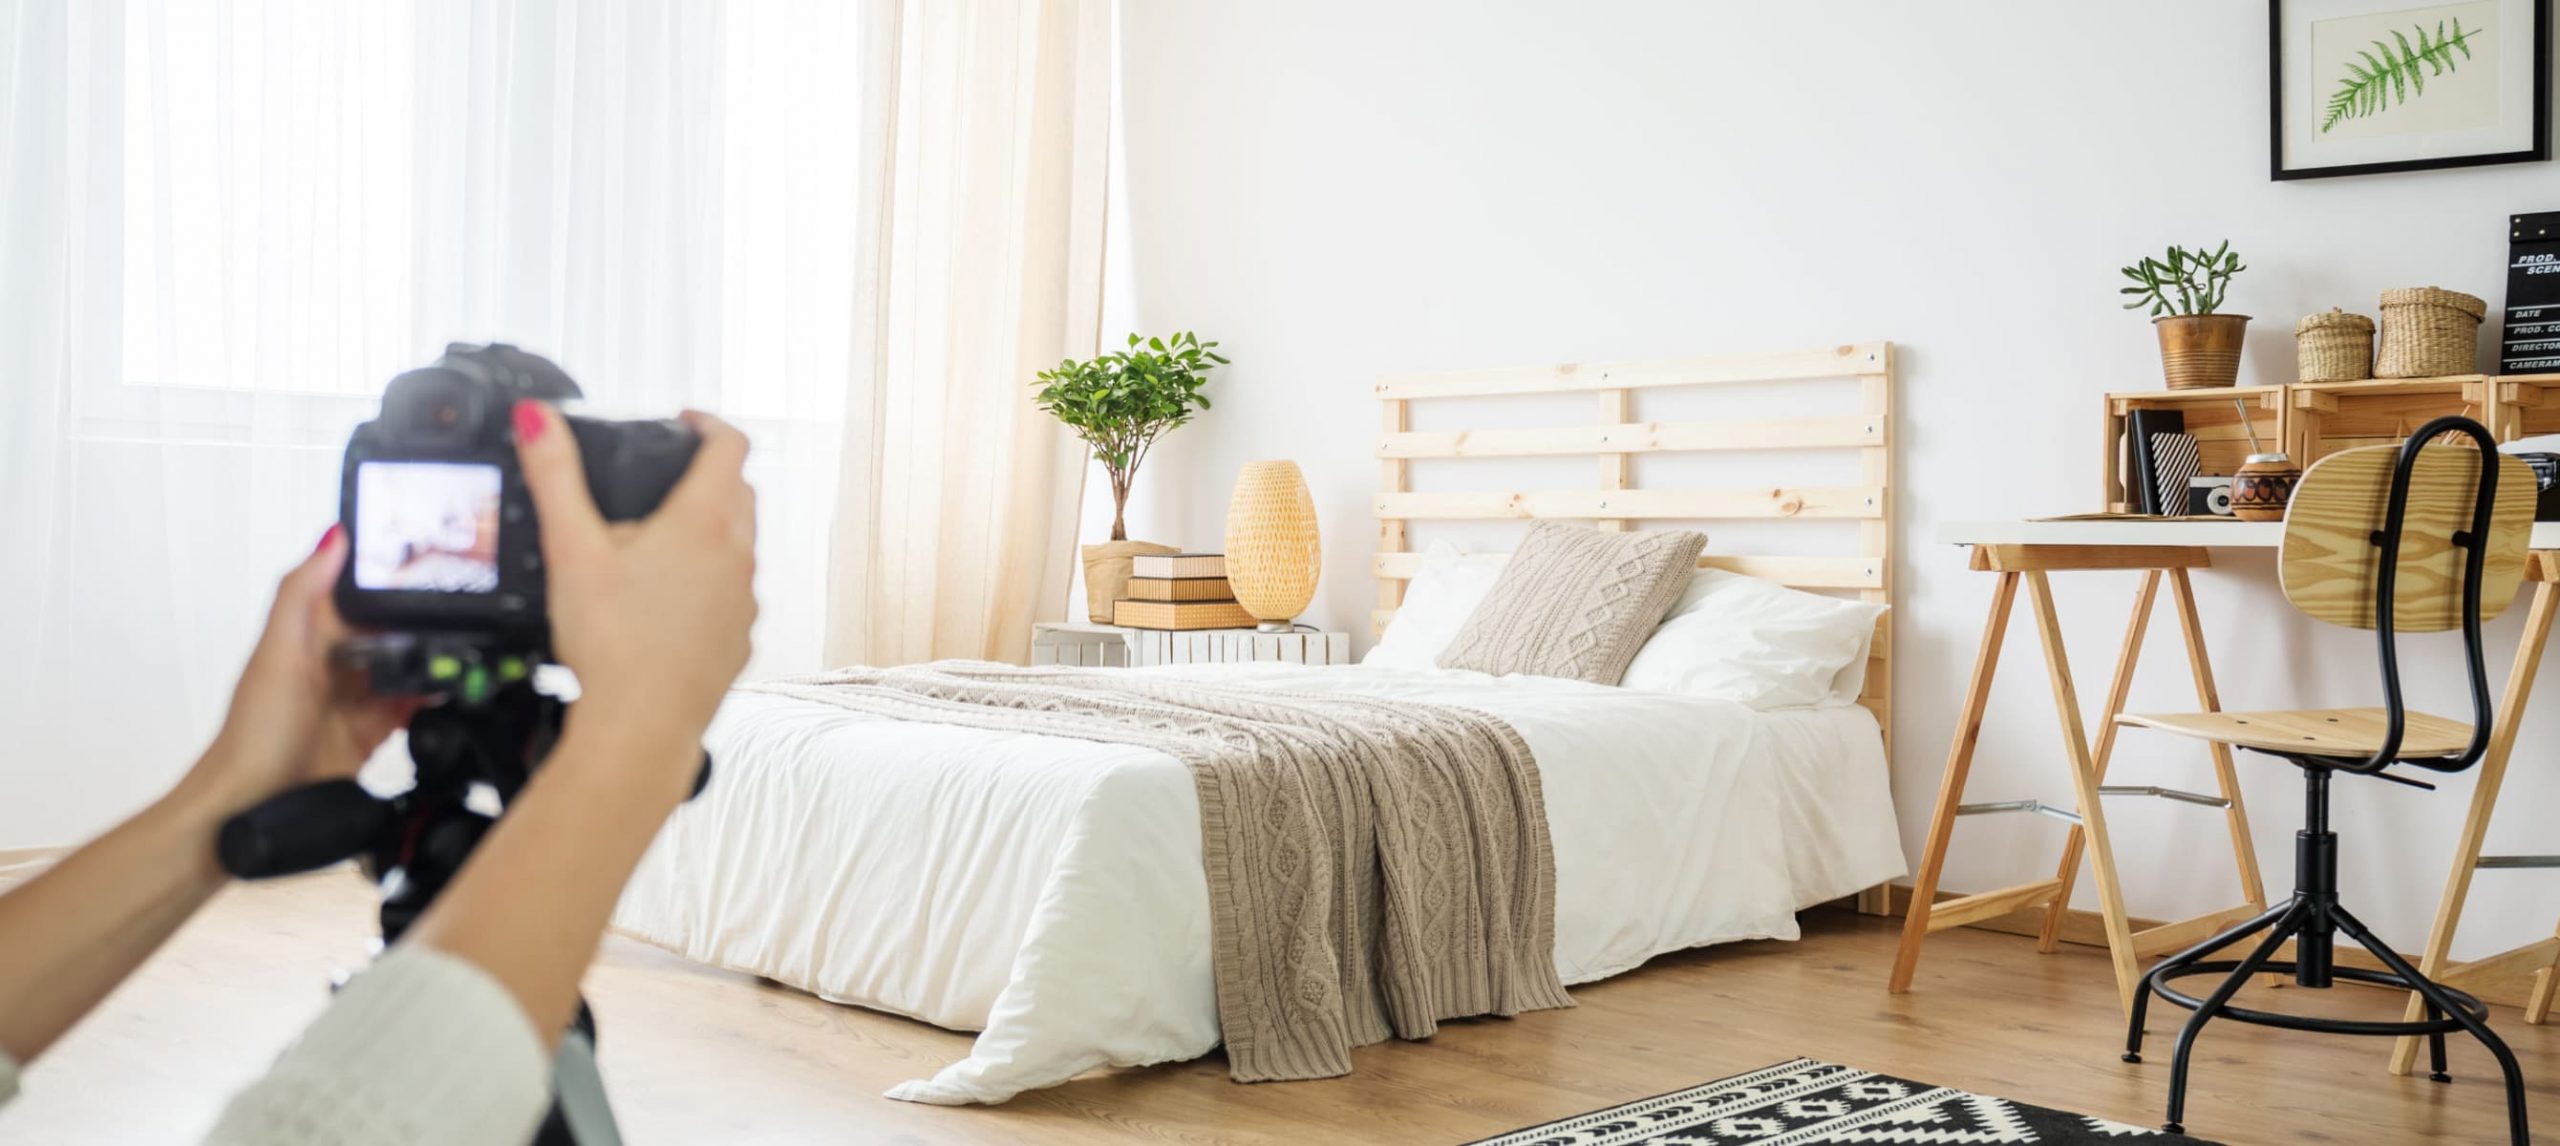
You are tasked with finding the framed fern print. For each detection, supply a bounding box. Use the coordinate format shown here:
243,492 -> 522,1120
2272,0 -> 2550,179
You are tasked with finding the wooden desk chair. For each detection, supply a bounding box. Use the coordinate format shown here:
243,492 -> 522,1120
2112,416 -> 2533,1144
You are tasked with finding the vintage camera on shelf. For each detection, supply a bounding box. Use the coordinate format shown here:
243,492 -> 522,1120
2518,453 -> 2560,521
335,342 -> 698,636
2185,475 -> 2237,517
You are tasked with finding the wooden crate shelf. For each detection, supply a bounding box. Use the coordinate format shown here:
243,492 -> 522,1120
2293,376 -> 2495,466
2103,385 -> 2287,513
2490,374 -> 2560,440
2104,374 -> 2560,513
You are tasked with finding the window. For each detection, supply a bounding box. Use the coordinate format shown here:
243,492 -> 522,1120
122,0 -> 418,394
119,0 -> 860,426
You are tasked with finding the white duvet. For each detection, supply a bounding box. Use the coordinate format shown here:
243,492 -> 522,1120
612,663 -> 1904,1105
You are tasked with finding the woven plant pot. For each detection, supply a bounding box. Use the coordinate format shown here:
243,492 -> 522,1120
2154,314 -> 2250,390
2295,309 -> 2374,382
2375,287 -> 2485,379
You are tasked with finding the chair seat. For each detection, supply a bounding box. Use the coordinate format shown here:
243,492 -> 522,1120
2116,707 -> 2474,760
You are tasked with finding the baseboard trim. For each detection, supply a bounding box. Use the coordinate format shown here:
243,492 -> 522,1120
1821,883 -> 2539,1010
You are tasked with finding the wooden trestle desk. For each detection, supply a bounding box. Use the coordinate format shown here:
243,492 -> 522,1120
1892,519 -> 2560,1075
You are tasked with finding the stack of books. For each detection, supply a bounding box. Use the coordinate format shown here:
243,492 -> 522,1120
1113,553 -> 1255,630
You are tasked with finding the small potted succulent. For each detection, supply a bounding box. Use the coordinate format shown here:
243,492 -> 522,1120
1034,331 -> 1228,621
2120,242 -> 2250,390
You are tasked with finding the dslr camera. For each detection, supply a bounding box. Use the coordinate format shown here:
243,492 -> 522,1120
336,342 -> 698,639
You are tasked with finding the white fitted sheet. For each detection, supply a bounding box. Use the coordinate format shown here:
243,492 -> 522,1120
612,663 -> 1904,1105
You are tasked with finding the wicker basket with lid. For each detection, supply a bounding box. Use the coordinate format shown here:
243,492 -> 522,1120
2295,309 -> 2374,382
2375,287 -> 2485,378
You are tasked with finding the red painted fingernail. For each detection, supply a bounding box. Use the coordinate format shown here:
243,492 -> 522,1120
512,400 -> 547,444
314,523 -> 343,554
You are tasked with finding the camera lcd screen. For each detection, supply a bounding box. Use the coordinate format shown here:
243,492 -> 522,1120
352,462 -> 504,593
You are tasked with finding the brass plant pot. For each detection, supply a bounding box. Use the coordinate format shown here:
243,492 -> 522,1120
1081,539 -> 1179,624
2155,314 -> 2251,390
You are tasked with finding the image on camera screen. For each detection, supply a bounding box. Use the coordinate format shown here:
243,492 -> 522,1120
352,462 -> 503,593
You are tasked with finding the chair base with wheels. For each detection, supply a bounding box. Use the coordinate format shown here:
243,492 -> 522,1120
2111,417 -> 2536,1145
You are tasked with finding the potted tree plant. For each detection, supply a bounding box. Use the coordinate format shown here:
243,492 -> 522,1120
1034,331 -> 1228,622
2120,241 -> 2250,390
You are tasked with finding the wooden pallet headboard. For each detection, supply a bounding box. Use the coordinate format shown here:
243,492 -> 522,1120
1373,342 -> 1896,750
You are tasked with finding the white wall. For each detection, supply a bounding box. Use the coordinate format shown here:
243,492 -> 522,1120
1112,0 -> 2560,959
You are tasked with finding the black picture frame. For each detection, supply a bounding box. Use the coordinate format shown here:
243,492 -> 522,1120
2270,0 -> 2552,180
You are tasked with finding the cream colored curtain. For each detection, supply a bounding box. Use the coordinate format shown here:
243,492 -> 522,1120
825,0 -> 1111,666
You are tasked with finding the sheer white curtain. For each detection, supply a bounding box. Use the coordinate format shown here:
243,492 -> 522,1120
0,0 -> 860,848
825,0 -> 1109,667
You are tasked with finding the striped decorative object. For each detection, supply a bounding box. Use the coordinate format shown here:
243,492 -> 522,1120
2149,432 -> 2201,517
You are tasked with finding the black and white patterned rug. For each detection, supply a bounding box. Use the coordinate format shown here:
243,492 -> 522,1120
1467,1058 -> 2220,1145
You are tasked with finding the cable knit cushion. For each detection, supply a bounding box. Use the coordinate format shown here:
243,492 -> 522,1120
1436,523 -> 1707,684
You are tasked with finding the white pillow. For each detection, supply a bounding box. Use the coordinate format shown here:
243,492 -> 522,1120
1363,542 -> 1509,669
1618,568 -> 1888,709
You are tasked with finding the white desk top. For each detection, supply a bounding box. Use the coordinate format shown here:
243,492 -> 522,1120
1937,519 -> 2560,549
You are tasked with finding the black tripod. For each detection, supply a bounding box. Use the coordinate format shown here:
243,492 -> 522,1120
220,636 -> 706,1146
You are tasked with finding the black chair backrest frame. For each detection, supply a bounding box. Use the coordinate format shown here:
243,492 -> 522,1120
2351,415 -> 2502,776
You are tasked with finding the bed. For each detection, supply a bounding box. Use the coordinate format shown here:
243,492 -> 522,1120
612,343 -> 1905,1105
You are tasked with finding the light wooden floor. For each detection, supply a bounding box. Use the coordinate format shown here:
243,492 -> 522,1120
4,868 -> 2553,1144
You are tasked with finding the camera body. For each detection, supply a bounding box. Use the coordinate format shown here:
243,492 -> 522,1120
334,343 -> 697,637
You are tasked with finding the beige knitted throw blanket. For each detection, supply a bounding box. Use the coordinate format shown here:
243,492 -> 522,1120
742,663 -> 1573,1082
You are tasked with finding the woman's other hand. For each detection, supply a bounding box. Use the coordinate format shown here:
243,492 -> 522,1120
508,401 -> 757,795
181,530 -> 420,818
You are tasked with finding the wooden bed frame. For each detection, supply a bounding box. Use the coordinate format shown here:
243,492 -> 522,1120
1372,342 -> 1897,754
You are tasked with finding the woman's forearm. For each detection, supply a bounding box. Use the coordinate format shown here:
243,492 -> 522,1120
0,770 -> 242,1064
401,711 -> 699,1045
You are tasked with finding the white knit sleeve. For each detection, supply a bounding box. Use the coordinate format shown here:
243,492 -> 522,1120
207,944 -> 551,1146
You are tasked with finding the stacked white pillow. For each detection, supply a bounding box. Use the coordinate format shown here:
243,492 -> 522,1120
1618,568 -> 1887,709
1369,544 -> 1884,712
1362,542 -> 1509,670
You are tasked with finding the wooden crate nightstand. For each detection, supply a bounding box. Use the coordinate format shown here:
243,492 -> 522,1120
1030,623 -> 1353,668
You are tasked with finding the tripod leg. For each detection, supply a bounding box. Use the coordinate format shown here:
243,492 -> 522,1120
2333,907 -> 2529,1146
541,1000 -> 622,1146
2165,902 -> 2304,1135
2128,897 -> 2297,1062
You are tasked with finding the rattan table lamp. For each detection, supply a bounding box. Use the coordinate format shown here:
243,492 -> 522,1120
1223,460 -> 1320,632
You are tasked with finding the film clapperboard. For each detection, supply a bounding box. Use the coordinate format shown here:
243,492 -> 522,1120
2507,211 -> 2560,374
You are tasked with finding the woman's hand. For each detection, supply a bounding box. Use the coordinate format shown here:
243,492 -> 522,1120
179,530 -> 420,819
391,405 -> 757,1048
508,401 -> 757,792
0,529 -> 423,1067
